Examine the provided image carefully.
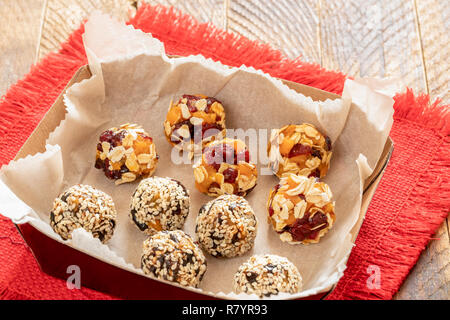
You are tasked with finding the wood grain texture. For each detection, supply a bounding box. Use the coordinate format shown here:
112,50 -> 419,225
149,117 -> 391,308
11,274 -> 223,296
319,0 -> 426,94
1,0 -> 448,300
38,0 -> 137,60
414,0 -> 449,103
227,0 -> 321,62
395,221 -> 450,299
149,0 -> 226,28
0,0 -> 45,96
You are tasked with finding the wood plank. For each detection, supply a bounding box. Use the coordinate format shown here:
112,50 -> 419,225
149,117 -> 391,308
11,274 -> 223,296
395,220 -> 450,299
38,0 -> 137,60
0,0 -> 45,96
150,0 -> 226,29
319,0 -> 426,94
227,0 -> 321,62
414,0 -> 449,103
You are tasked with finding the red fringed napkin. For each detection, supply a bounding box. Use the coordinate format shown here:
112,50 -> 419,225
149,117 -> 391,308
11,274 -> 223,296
0,4 -> 448,300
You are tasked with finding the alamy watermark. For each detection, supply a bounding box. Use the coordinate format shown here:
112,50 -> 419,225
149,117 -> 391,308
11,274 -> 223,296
66,265 -> 81,290
366,264 -> 381,290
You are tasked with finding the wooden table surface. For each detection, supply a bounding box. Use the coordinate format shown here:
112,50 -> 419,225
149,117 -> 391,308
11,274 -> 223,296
0,0 -> 448,299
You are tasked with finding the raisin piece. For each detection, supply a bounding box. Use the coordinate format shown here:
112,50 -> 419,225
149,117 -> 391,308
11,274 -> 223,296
246,272 -> 258,283
311,149 -> 322,159
94,158 -> 104,169
325,136 -> 332,151
308,169 -> 321,178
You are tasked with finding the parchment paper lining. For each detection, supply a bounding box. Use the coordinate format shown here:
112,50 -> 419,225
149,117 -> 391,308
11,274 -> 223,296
0,12 -> 394,299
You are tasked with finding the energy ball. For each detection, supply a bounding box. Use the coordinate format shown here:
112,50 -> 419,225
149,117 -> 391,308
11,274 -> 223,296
233,254 -> 302,297
268,123 -> 332,178
50,184 -> 117,243
193,138 -> 258,197
130,177 -> 190,235
164,94 -> 226,156
95,123 -> 158,185
267,173 -> 335,244
195,194 -> 257,258
141,230 -> 207,288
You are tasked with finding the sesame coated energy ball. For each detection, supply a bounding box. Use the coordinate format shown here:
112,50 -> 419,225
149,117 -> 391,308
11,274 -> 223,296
141,230 -> 207,288
50,184 -> 117,243
95,123 -> 158,185
267,173 -> 335,244
164,94 -> 226,156
195,194 -> 257,258
268,123 -> 332,178
233,254 -> 302,297
130,177 -> 190,235
193,138 -> 258,197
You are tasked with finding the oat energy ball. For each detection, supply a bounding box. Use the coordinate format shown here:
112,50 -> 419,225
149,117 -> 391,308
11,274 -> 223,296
164,94 -> 226,156
233,254 -> 302,297
193,138 -> 258,197
141,230 -> 207,288
130,177 -> 190,235
196,195 -> 257,258
267,173 -> 335,244
95,123 -> 158,185
50,184 -> 117,243
268,123 -> 332,178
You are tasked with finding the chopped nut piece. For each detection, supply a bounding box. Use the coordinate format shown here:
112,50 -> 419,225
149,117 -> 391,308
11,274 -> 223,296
195,99 -> 207,111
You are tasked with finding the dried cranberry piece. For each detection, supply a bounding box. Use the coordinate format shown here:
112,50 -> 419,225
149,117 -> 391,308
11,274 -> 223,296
204,143 -> 235,170
202,123 -> 222,140
182,95 -> 200,112
325,136 -> 332,151
105,169 -> 121,180
110,131 -> 126,147
288,211 -> 329,241
309,212 -> 328,226
289,221 -> 311,242
205,97 -> 219,112
308,169 -> 321,178
97,143 -> 103,152
268,206 -> 274,217
208,182 -> 220,192
140,134 -> 153,142
236,149 -> 250,163
120,164 -> 129,174
173,120 -> 194,142
94,158 -> 104,169
203,146 -> 220,170
223,167 -> 238,183
311,149 -> 322,159
99,130 -> 114,143
288,143 -> 312,158
222,144 -> 236,165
